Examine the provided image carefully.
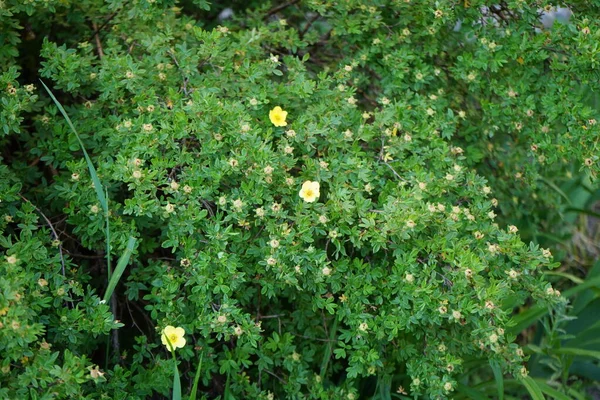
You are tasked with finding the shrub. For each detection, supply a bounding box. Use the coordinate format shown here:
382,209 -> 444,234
2,0 -> 592,398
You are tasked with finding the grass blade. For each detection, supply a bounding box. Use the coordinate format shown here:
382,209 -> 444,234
224,371 -> 231,400
40,80 -> 108,213
564,274 -> 600,298
507,304 -> 547,335
542,271 -> 584,285
105,186 -> 111,278
455,383 -> 489,400
489,360 -> 504,400
320,317 -> 338,379
377,375 -> 392,400
103,237 -> 136,302
565,207 -> 600,219
189,353 -> 204,400
554,347 -> 600,360
532,380 -> 572,400
538,177 -> 571,206
519,376 -> 545,400
172,362 -> 182,400
509,272 -> 600,335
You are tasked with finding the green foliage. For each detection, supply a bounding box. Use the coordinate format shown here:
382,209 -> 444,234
1,0 -> 598,399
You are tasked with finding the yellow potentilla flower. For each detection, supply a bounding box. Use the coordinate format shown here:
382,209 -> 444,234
269,106 -> 288,127
161,326 -> 186,350
299,181 -> 320,203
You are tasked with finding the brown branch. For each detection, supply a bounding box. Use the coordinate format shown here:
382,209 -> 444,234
18,194 -> 66,276
92,22 -> 104,59
291,332 -> 337,342
86,7 -> 123,43
299,13 -> 320,39
263,369 -> 287,385
264,0 -> 300,19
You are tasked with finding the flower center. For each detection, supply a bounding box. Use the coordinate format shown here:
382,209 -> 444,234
169,334 -> 178,343
305,189 -> 314,197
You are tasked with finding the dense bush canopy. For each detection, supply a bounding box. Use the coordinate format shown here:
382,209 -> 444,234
1,1 -> 598,399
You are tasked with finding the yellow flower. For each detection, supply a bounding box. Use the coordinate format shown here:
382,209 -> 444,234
299,181 -> 320,203
269,106 -> 288,127
161,326 -> 186,350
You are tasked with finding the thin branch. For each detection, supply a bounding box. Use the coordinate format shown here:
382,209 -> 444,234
125,298 -> 146,335
299,13 -> 320,39
382,161 -> 407,182
201,200 -> 215,218
63,250 -> 104,260
263,369 -> 287,385
86,8 -> 123,43
264,0 -> 300,19
379,137 -> 407,182
258,314 -> 286,319
19,194 -> 66,276
111,295 -> 120,359
291,332 -> 337,342
92,22 -> 104,59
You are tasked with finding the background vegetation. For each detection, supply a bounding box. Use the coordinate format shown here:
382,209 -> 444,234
1,0 -> 599,398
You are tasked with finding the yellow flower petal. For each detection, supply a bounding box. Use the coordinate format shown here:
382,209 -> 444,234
299,181 -> 320,202
269,106 -> 288,127
161,325 -> 186,350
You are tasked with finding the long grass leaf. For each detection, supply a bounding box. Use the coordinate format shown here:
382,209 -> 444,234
489,360 -> 504,400
519,376 -> 545,400
172,362 -> 182,400
566,387 -> 588,400
509,272 -> 600,335
543,271 -> 584,285
555,347 -> 600,360
164,338 -> 182,400
564,274 -> 600,298
565,207 -> 600,219
189,353 -> 204,400
103,237 -> 136,302
224,372 -> 231,400
538,177 -> 572,206
378,375 -> 392,400
507,305 -> 547,335
455,383 -> 488,400
40,80 -> 108,213
320,317 -> 338,379
532,380 -> 572,400
105,187 -> 111,278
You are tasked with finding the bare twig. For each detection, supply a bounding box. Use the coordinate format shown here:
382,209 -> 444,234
62,250 -> 104,259
291,332 -> 337,342
19,194 -> 66,276
125,298 -> 145,335
263,369 -> 287,385
264,0 -> 300,19
382,161 -> 407,182
92,22 -> 104,59
168,50 -> 194,96
111,295 -> 120,359
86,8 -> 123,43
258,314 -> 286,319
300,13 -> 320,38
379,137 -> 407,182
201,200 -> 215,218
